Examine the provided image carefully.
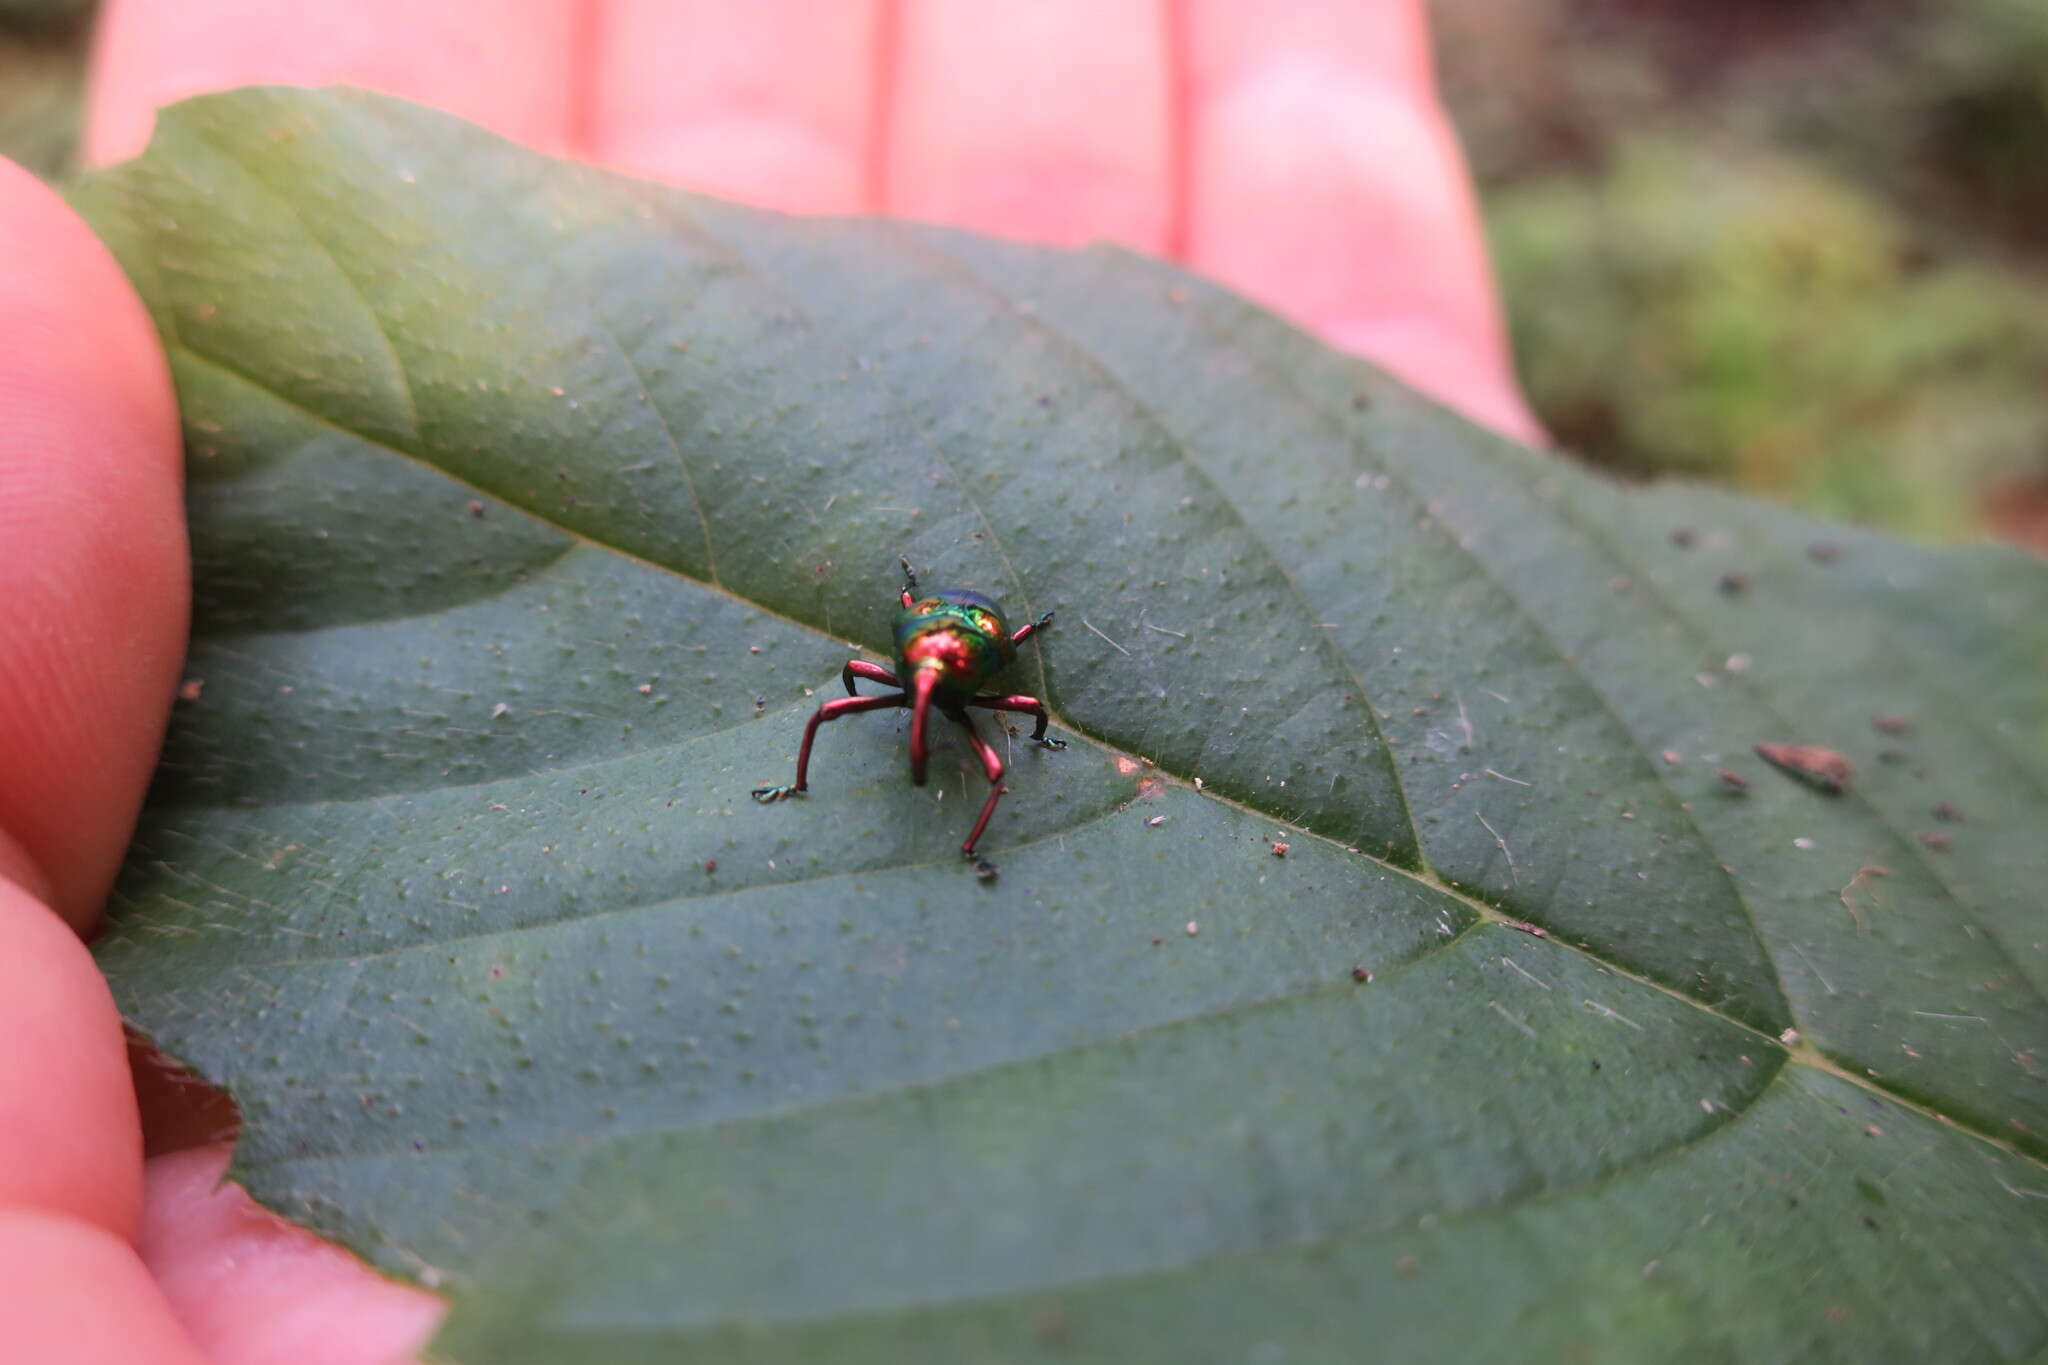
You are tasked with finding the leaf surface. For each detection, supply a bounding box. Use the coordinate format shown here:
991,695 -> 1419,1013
76,89 -> 2048,1363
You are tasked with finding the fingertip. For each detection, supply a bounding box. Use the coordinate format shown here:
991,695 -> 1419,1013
0,1208 -> 209,1365
0,879 -> 143,1238
588,0 -> 882,213
142,1146 -> 445,1365
1182,1 -> 1540,442
0,156 -> 185,928
84,0 -> 585,167
886,0 -> 1174,250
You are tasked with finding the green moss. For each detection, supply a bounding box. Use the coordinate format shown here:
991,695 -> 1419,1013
1488,138 -> 2048,540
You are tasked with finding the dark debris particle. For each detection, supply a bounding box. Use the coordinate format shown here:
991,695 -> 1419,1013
1877,748 -> 1906,765
1351,392 -> 1372,411
466,499 -> 485,519
1872,713 -> 1912,735
1351,965 -> 1372,984
1670,527 -> 1698,548
1919,832 -> 1952,852
1806,541 -> 1842,563
1754,742 -> 1851,795
702,859 -> 716,875
974,859 -> 1000,881
1931,801 -> 1963,823
1715,767 -> 1750,793
1717,571 -> 1749,595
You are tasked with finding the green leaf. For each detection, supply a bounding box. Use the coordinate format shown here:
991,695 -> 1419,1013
76,89 -> 2048,1362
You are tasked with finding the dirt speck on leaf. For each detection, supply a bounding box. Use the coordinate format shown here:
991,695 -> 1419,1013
1754,742 -> 1851,794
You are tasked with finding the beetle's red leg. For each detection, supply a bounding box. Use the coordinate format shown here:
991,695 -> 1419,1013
842,659 -> 902,696
1008,610 -> 1055,648
954,710 -> 1008,856
968,694 -> 1066,748
751,692 -> 906,802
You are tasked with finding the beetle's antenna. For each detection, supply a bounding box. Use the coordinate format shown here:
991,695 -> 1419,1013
907,667 -> 939,785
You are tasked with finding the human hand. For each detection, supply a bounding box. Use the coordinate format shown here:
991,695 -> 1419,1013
0,3 -> 1535,1360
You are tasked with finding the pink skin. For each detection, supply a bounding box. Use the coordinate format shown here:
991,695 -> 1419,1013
0,3 -> 1538,1360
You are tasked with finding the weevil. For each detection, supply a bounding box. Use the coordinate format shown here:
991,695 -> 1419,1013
752,558 -> 1064,858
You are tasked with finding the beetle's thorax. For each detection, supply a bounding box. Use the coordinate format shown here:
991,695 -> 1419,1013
893,590 -> 1013,702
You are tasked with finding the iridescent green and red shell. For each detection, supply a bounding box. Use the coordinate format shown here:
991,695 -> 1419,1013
893,589 -> 1015,702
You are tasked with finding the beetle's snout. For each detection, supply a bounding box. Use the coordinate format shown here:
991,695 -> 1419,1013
906,667 -> 940,786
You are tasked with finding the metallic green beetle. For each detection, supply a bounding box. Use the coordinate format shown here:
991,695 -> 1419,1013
751,558 -> 1064,857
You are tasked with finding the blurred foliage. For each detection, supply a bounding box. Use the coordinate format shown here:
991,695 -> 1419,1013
1488,140 -> 2048,538
0,0 -> 91,30
0,0 -> 91,180
1436,0 -> 2048,545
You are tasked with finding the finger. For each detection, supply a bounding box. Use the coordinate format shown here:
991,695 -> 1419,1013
0,1210 -> 209,1365
1181,0 -> 1542,442
84,0 -> 586,166
886,0 -> 1173,250
587,0 -> 885,213
0,879 -> 141,1237
0,158 -> 184,928
140,1146 -> 444,1365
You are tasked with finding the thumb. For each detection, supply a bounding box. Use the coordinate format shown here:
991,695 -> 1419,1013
0,156 -> 186,930
0,157 -> 205,1361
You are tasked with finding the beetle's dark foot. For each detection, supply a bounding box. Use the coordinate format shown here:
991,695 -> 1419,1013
1035,737 -> 1067,751
751,784 -> 803,803
973,858 -> 999,881
1034,610 -> 1055,629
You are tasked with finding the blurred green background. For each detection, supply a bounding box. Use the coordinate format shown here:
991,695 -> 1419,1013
5,0 -> 2043,549
1435,0 -> 2048,549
